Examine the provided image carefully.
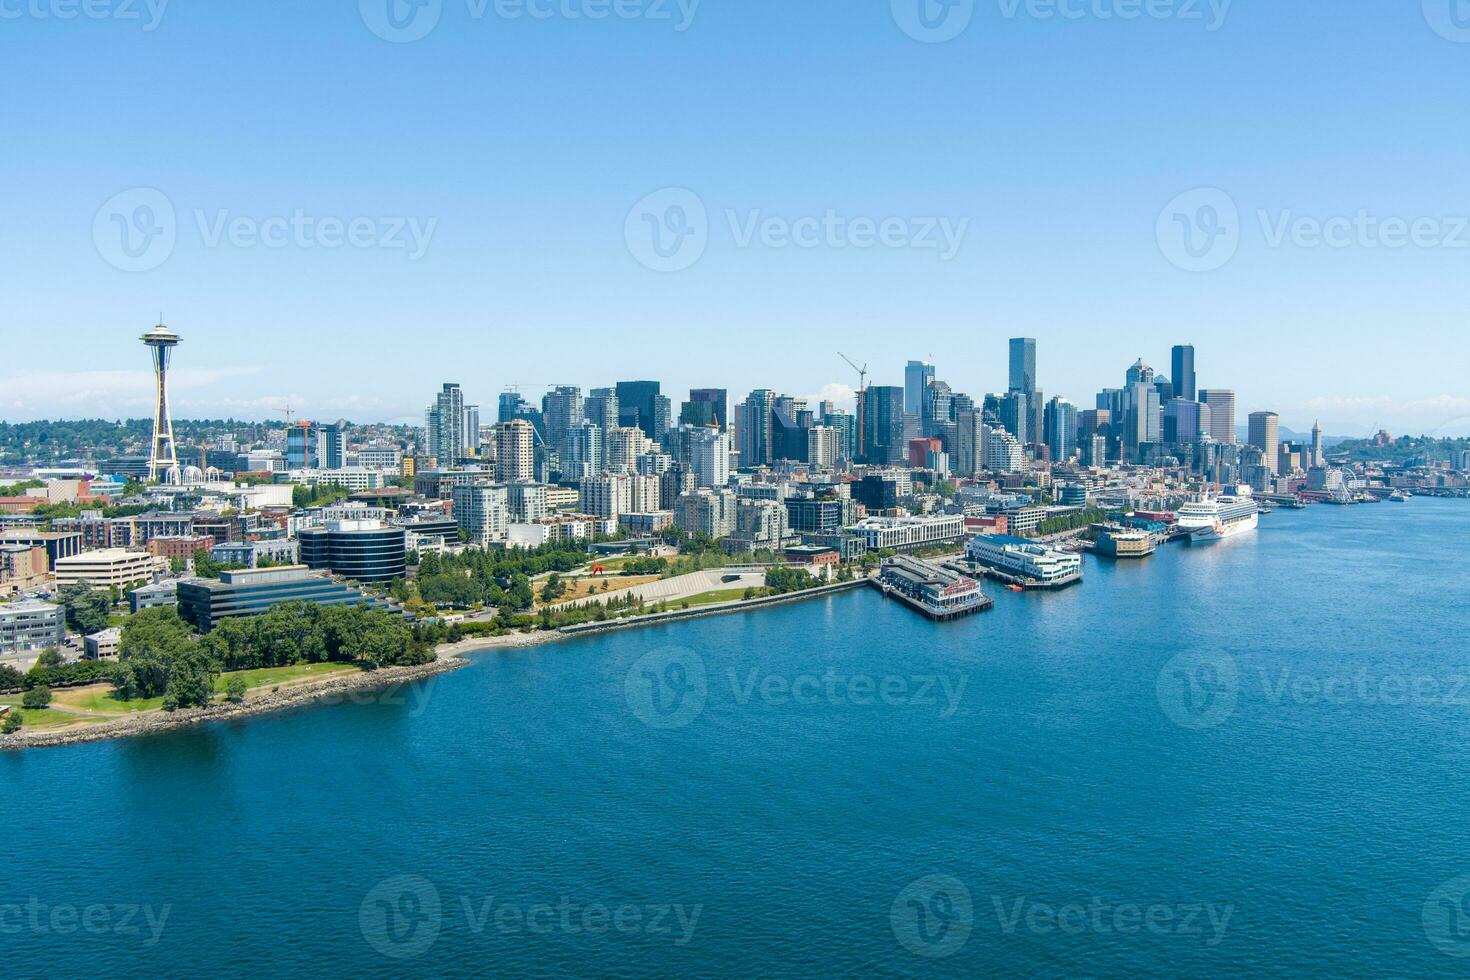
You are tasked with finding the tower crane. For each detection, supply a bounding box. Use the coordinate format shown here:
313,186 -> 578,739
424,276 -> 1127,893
838,352 -> 869,457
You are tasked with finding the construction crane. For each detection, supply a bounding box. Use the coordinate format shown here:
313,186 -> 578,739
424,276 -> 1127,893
838,352 -> 869,457
275,402 -> 294,427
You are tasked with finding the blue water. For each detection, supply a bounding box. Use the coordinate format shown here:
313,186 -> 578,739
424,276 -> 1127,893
6,500 -> 1470,976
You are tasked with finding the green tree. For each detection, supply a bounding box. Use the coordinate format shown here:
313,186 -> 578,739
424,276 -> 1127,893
57,580 -> 110,635
21,685 -> 52,709
2,710 -> 22,734
224,674 -> 248,702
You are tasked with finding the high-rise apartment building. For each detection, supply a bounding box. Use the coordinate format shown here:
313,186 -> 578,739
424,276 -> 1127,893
494,419 -> 536,483
615,380 -> 662,440
690,428 -> 731,488
736,390 -> 776,468
806,426 -> 842,470
585,388 -> 619,431
542,386 -> 584,457
453,484 -> 510,548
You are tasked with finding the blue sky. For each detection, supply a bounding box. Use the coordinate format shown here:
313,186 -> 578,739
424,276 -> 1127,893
4,0 -> 1470,436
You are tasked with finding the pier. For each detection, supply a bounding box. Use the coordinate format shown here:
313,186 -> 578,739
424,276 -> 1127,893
873,556 -> 993,621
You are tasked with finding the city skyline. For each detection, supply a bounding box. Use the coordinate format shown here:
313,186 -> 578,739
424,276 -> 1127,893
0,323 -> 1457,440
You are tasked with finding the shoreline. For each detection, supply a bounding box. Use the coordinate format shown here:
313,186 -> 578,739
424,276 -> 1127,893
0,656 -> 468,752
442,577 -> 869,656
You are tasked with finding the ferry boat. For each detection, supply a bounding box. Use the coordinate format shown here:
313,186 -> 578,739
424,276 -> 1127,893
1192,491 -> 1260,543
1389,491 -> 1409,502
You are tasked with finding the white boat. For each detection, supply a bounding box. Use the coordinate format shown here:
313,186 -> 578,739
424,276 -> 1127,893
1192,490 -> 1260,543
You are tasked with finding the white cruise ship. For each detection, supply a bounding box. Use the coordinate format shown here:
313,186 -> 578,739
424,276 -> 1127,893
1188,487 -> 1260,543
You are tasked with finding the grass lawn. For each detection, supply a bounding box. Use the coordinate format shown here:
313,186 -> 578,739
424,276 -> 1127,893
664,587 -> 764,610
54,687 -> 165,714
215,662 -> 360,692
7,708 -> 112,731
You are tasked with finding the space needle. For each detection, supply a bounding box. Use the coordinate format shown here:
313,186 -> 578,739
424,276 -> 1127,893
141,319 -> 181,483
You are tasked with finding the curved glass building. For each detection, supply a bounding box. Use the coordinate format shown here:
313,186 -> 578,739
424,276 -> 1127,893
298,520 -> 407,583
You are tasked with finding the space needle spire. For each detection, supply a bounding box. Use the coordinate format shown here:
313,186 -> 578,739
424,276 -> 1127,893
141,318 -> 182,483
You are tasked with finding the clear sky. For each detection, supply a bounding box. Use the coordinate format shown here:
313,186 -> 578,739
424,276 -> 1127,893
5,0 -> 1470,437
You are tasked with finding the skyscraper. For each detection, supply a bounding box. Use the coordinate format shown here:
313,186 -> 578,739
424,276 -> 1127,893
1044,397 -> 1078,463
1008,338 -> 1036,396
585,388 -> 619,432
494,420 -> 536,483
736,389 -> 776,467
141,321 -> 181,483
861,386 -> 906,465
905,360 -> 935,418
542,386 -> 584,457
1171,345 -> 1197,401
1200,389 -> 1237,445
681,388 -> 729,430
1248,411 -> 1281,476
1311,420 -> 1324,468
615,380 -> 662,440
426,383 -> 466,466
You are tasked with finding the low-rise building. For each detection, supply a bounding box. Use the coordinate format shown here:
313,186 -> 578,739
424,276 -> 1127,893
0,599 -> 65,655
0,543 -> 49,597
148,534 -> 217,563
53,549 -> 168,590
966,534 -> 1082,585
129,580 -> 179,613
176,565 -> 389,632
84,627 -> 123,660
846,515 -> 965,554
211,539 -> 301,569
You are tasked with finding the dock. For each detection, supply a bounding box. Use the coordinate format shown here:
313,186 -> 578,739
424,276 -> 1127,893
873,556 -> 993,621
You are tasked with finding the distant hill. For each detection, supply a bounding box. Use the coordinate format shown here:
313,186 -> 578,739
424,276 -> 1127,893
1233,424 -> 1352,447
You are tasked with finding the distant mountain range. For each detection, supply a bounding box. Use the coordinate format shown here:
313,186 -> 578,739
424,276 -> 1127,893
1234,425 -> 1353,448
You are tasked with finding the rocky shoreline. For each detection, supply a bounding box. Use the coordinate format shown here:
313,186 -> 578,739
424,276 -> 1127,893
0,656 -> 468,752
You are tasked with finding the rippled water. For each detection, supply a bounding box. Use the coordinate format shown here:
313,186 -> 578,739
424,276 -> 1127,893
6,499 -> 1470,976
